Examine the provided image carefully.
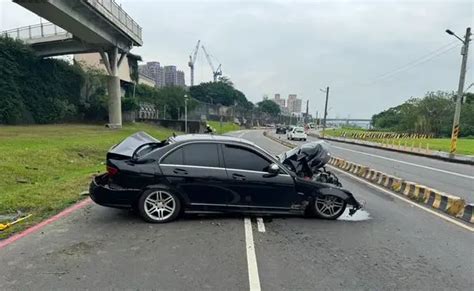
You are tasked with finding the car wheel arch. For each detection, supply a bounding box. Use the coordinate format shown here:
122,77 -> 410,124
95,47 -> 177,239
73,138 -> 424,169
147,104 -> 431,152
314,187 -> 351,201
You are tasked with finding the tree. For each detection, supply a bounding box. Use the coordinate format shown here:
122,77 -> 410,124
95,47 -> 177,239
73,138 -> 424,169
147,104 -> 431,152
257,99 -> 280,117
189,79 -> 250,107
370,91 -> 474,137
217,76 -> 234,87
76,65 -> 108,121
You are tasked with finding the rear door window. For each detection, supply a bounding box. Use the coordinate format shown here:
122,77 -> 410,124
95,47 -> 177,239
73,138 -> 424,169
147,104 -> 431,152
223,144 -> 271,172
182,143 -> 220,168
161,147 -> 184,165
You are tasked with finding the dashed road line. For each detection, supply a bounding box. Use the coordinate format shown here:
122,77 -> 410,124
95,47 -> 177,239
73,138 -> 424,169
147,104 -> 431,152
256,217 -> 266,232
244,217 -> 261,291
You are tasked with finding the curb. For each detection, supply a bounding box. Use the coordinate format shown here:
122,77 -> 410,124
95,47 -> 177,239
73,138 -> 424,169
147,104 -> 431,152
309,133 -> 474,166
0,198 -> 92,249
264,131 -> 473,224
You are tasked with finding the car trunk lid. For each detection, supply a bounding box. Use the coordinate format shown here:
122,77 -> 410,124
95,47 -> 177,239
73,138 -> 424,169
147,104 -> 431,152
107,131 -> 160,159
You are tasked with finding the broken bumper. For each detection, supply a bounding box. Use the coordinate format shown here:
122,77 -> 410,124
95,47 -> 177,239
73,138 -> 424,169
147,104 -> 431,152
89,174 -> 141,209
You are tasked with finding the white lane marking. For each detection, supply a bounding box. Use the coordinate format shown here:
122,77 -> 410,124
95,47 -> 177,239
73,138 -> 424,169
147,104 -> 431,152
244,218 -> 262,291
238,131 -> 248,138
256,217 -> 266,232
330,145 -> 474,180
329,166 -> 474,232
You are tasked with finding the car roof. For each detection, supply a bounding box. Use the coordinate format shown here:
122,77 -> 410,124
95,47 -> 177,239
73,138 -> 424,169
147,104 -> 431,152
169,134 -> 255,146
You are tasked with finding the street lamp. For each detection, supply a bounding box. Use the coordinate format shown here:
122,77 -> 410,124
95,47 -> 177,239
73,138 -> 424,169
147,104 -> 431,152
184,94 -> 188,134
445,27 -> 471,155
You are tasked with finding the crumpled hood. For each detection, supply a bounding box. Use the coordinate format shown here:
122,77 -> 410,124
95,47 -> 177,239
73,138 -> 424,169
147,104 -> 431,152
278,140 -> 331,170
108,131 -> 159,158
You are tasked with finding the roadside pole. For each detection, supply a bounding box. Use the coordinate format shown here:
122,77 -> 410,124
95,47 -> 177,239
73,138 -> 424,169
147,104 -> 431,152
323,86 -> 329,138
184,94 -> 188,133
448,27 -> 471,155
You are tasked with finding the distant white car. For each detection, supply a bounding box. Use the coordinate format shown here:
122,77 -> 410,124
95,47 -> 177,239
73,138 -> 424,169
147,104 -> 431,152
287,127 -> 307,141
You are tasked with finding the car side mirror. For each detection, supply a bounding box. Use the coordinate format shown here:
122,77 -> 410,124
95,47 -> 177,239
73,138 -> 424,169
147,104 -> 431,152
264,163 -> 280,177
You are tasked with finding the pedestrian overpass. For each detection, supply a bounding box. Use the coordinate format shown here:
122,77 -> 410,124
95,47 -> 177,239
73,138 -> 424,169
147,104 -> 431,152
2,0 -> 144,128
2,22 -> 99,57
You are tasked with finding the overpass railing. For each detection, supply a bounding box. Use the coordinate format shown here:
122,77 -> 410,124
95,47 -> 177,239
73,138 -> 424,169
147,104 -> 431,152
1,22 -> 70,41
85,0 -> 143,44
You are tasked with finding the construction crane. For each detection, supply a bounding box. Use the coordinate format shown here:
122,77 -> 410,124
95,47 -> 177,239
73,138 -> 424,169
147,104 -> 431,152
188,40 -> 200,86
201,45 -> 222,82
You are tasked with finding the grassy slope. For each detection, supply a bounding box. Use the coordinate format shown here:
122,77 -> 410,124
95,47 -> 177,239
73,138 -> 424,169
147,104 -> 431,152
323,128 -> 474,155
0,123 -> 176,239
207,121 -> 241,135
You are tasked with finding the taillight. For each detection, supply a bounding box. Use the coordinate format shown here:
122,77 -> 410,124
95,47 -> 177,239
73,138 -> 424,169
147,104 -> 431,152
107,166 -> 119,176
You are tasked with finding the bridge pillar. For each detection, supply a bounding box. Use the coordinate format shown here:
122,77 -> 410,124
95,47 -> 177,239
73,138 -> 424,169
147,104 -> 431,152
101,47 -> 126,129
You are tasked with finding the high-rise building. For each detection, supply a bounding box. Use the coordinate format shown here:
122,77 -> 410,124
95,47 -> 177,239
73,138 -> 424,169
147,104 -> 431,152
139,62 -> 186,88
273,93 -> 286,108
139,62 -> 165,88
176,70 -> 185,88
287,94 -> 302,113
164,66 -> 177,86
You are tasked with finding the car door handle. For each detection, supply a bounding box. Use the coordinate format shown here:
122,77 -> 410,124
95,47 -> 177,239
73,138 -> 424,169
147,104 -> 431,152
232,173 -> 246,181
173,168 -> 188,175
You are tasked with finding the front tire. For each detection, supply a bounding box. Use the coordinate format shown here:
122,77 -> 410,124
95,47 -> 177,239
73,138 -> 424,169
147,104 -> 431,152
313,195 -> 346,220
138,188 -> 181,223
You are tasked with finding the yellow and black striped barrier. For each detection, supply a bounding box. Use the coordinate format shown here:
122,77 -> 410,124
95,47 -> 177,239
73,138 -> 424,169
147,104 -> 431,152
340,131 -> 434,140
327,157 -> 471,224
264,131 -> 473,224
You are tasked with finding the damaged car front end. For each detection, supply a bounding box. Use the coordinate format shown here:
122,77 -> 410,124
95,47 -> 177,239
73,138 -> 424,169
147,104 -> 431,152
279,141 -> 362,218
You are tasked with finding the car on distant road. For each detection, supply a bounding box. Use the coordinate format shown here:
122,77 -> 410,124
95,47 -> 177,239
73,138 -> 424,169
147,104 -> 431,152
287,126 -> 307,141
276,126 -> 287,134
90,132 -> 361,223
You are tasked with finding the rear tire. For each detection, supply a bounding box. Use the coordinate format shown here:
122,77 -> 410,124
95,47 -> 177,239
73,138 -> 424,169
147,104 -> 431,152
138,188 -> 181,223
312,195 -> 346,220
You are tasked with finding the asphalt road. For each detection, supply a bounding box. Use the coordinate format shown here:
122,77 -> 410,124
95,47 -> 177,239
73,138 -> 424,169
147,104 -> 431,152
270,131 -> 474,202
1,130 -> 472,290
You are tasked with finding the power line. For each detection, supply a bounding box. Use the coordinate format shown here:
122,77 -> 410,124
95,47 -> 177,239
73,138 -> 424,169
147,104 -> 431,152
331,40 -> 461,89
367,41 -> 460,84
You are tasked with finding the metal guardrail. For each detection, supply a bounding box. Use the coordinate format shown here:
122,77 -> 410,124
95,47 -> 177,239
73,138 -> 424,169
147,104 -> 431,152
86,0 -> 142,42
1,22 -> 69,40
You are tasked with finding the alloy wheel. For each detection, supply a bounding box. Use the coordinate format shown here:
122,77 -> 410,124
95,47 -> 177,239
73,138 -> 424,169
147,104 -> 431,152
144,191 -> 176,221
315,195 -> 345,219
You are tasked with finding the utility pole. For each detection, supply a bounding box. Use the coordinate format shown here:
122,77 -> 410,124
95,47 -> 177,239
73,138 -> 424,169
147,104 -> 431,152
446,27 -> 471,154
305,100 -> 309,124
320,87 -> 330,138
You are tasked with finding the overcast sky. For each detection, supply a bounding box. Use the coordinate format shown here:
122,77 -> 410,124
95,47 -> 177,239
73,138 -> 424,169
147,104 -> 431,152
1,0 -> 473,118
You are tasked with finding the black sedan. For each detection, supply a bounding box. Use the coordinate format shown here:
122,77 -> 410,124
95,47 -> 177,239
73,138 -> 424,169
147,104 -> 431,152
90,132 -> 361,223
276,126 -> 287,134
